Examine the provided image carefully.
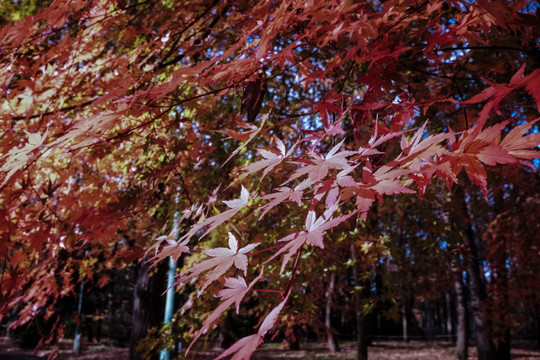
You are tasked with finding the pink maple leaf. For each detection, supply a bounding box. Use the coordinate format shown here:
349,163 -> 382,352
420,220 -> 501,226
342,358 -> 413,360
187,271 -> 264,355
177,232 -> 259,292
355,188 -> 376,220
267,202 -> 353,273
215,291 -> 290,360
395,121 -> 448,164
335,166 -> 359,188
476,144 -> 515,166
243,137 -> 295,178
370,166 -> 415,196
258,179 -> 310,219
181,186 -> 250,241
146,227 -> 190,264
287,140 -> 356,183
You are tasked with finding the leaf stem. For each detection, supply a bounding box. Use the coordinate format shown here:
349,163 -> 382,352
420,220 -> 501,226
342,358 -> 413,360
248,243 -> 286,256
249,288 -> 284,297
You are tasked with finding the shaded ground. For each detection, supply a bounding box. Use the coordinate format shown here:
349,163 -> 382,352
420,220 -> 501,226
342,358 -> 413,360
1,337 -> 539,359
197,340 -> 540,360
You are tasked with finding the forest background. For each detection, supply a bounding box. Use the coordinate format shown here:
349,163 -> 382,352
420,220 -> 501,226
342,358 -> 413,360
0,0 -> 540,360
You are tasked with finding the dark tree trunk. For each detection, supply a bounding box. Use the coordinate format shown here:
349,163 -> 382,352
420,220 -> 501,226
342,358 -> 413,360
492,266 -> 511,360
458,188 -> 494,360
214,310 -> 235,350
351,244 -> 368,360
455,276 -> 468,360
535,303 -> 540,347
130,258 -> 168,360
325,270 -> 339,353
401,300 -> 408,343
494,330 -> 511,360
464,229 -> 494,360
445,292 -> 454,339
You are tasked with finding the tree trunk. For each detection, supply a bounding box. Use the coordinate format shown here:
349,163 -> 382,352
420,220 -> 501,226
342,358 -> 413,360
402,300 -> 408,343
325,270 -> 339,353
445,292 -> 453,340
492,265 -> 511,360
130,258 -> 167,360
351,244 -> 368,360
214,310 -> 235,350
455,276 -> 468,360
464,231 -> 494,360
458,188 -> 494,360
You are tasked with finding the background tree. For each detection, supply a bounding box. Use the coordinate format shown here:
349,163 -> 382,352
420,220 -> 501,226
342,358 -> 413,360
1,1 -> 539,360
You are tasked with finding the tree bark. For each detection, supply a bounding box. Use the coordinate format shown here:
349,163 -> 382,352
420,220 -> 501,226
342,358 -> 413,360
351,244 -> 368,360
455,276 -> 468,360
130,258 -> 167,360
458,188 -> 494,360
492,264 -> 511,360
402,300 -> 408,343
325,270 -> 339,353
445,292 -> 453,340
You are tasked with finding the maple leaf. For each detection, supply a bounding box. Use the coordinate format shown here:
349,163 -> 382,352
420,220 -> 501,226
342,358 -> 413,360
448,119 -> 537,197
258,179 -> 310,219
187,271 -> 264,355
1,129 -> 49,188
215,291 -> 290,360
396,121 -> 448,165
368,122 -> 405,149
371,166 -> 415,196
222,115 -> 267,165
24,129 -> 48,148
243,137 -> 295,178
216,120 -> 259,141
335,166 -> 359,188
287,140 -> 356,183
146,227 -> 190,264
0,151 -> 29,188
462,154 -> 488,197
355,188 -> 376,220
475,144 -> 515,166
182,186 -> 250,242
267,202 -> 353,273
499,118 -> 540,161
177,232 -> 259,293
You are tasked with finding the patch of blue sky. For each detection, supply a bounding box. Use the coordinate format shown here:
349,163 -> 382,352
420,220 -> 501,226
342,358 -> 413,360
519,2 -> 540,14
533,124 -> 540,167
482,260 -> 491,281
439,240 -> 448,250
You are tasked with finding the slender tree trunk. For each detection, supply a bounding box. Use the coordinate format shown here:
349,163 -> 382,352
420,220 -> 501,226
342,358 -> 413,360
492,265 -> 511,360
325,270 -> 339,353
455,276 -> 468,360
445,292 -> 453,340
214,311 -> 235,350
351,244 -> 368,360
402,300 -> 408,343
535,302 -> 540,347
130,258 -> 167,360
464,231 -> 494,360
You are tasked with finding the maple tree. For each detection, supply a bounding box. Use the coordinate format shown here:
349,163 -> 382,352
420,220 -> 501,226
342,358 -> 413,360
1,0 -> 539,359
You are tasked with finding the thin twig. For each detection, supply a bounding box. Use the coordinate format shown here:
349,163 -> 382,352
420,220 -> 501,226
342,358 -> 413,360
283,247 -> 303,300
